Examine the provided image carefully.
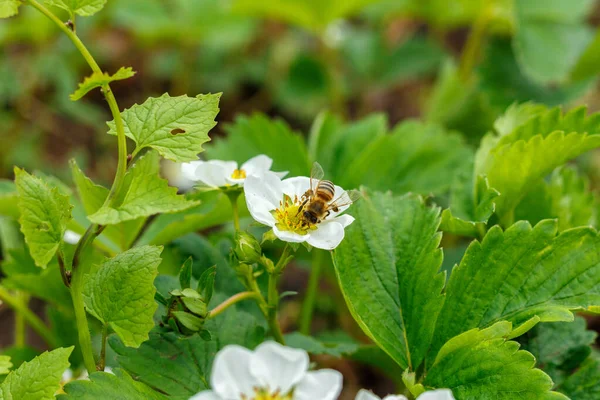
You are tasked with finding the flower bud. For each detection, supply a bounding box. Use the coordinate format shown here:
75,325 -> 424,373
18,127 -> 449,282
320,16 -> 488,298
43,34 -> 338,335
234,231 -> 262,264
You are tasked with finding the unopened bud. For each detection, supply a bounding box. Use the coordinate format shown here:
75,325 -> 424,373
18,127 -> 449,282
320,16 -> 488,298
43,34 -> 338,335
234,231 -> 262,264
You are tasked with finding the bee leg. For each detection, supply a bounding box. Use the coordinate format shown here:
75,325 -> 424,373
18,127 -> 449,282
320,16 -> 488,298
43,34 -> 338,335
296,198 -> 309,216
324,210 -> 331,220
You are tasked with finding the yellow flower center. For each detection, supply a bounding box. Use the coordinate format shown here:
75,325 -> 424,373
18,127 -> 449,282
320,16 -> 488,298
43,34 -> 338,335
231,169 -> 247,179
272,194 -> 317,235
243,388 -> 293,400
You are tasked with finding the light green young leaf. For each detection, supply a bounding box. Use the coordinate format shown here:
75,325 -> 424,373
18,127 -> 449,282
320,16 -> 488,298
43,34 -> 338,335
515,166 -> 598,230
429,220 -> 600,365
83,245 -> 162,347
0,0 -> 20,18
424,322 -> 565,399
559,354 -> 600,399
514,0 -> 594,83
70,67 -> 135,101
88,151 -> 198,225
14,168 -> 72,268
207,113 -> 310,178
0,347 -> 72,400
333,191 -> 445,370
475,105 -> 600,224
58,368 -> 167,400
520,317 -> 597,385
107,93 -> 220,162
43,0 -> 106,17
0,356 -> 11,375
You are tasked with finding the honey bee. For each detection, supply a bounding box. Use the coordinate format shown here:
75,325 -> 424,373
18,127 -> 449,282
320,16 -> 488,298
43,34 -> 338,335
298,162 -> 360,226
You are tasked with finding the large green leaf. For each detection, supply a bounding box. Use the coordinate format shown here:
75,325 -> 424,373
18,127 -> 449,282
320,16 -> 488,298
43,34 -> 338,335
207,113 -> 310,178
0,347 -> 72,400
14,168 -> 72,268
83,245 -> 162,347
424,322 -> 565,399
429,220 -> 600,365
58,369 -> 167,400
520,317 -> 597,386
559,354 -> 600,399
70,67 -> 135,101
88,151 -> 198,225
107,93 -> 220,162
43,0 -> 106,16
333,191 -> 445,370
475,105 -> 600,224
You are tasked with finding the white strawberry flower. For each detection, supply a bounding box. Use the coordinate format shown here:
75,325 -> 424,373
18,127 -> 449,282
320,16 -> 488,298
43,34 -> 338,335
244,172 -> 355,250
355,389 -> 455,400
189,341 -> 342,400
181,154 -> 287,188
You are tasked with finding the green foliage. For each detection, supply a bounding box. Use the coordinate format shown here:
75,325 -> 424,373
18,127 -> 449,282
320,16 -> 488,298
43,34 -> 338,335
559,354 -> 600,399
0,356 -> 11,375
83,245 -> 162,347
0,0 -> 21,18
107,93 -> 220,162
424,322 -> 565,399
43,0 -> 106,17
14,168 -> 72,268
58,369 -> 168,400
333,191 -> 445,370
70,67 -> 135,101
0,347 -> 73,400
284,332 -> 360,358
0,180 -> 19,218
88,151 -> 198,225
430,220 -> 600,365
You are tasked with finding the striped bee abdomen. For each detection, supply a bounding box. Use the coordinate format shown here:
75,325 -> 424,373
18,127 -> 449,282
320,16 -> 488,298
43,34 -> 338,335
316,180 -> 335,201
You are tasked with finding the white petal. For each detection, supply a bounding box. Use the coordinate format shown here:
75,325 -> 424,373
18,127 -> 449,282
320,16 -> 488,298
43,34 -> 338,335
294,369 -> 343,400
383,395 -> 409,400
328,214 -> 355,228
306,221 -> 345,250
62,369 -> 74,382
210,345 -> 256,399
188,390 -> 222,400
181,160 -> 204,181
241,154 -> 273,176
282,176 -> 312,198
417,389 -> 455,400
275,171 -> 289,179
244,174 -> 285,226
63,230 -> 82,245
250,341 -> 308,394
273,225 -> 309,243
355,389 -> 381,400
194,161 -> 237,188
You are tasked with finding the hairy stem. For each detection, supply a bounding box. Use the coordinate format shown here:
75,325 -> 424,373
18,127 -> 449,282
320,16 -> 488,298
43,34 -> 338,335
70,268 -> 96,373
299,250 -> 325,334
267,272 -> 286,344
0,286 -> 58,348
98,325 -> 108,371
208,291 -> 261,319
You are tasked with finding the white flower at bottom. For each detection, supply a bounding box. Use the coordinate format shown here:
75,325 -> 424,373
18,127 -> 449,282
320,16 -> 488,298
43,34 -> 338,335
181,155 -> 287,188
355,389 -> 455,400
189,341 -> 342,400
244,173 -> 355,250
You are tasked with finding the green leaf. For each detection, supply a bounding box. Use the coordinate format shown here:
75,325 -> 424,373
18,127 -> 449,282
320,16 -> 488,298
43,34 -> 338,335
475,105 -> 600,224
424,322 -> 565,399
207,113 -> 310,178
14,168 -> 72,268
83,245 -> 162,347
514,0 -> 594,83
179,257 -> 193,289
88,151 -> 198,225
0,0 -> 21,18
0,347 -> 73,400
429,220 -> 600,365
111,306 -> 264,399
515,166 -> 598,230
107,93 -> 220,162
570,28 -> 600,81
333,191 -> 445,370
520,317 -> 597,385
0,356 -> 11,375
559,354 -> 600,399
70,67 -> 135,101
43,0 -> 106,17
284,332 -> 360,358
58,369 -> 167,400
0,180 -> 19,218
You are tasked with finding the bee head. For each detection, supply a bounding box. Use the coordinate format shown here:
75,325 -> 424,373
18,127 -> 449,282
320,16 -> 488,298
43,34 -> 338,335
303,211 -> 319,225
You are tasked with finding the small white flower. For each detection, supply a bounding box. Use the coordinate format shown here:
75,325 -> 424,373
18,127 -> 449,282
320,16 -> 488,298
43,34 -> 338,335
189,341 -> 342,400
244,173 -> 355,250
181,155 -> 287,188
63,230 -> 82,245
355,389 -> 455,400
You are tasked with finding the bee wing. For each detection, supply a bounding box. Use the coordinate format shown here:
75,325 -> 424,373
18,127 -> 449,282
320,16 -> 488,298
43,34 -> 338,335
329,189 -> 361,209
310,162 -> 325,193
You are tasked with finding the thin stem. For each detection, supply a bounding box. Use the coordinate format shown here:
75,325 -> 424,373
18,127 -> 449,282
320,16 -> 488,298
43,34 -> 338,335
273,243 -> 292,274
208,291 -> 261,319
70,268 -> 96,373
232,200 -> 241,232
267,272 -> 285,344
299,250 -> 325,335
98,325 -> 108,371
0,286 -> 58,348
14,292 -> 28,346
458,5 -> 491,82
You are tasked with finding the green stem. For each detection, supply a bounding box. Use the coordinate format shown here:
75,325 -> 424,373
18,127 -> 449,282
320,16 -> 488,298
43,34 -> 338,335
208,291 -> 261,319
267,272 -> 285,344
98,325 -> 108,371
299,250 -> 325,335
232,200 -> 241,232
70,268 -> 96,373
458,5 -> 491,82
0,286 -> 58,348
13,292 -> 28,346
